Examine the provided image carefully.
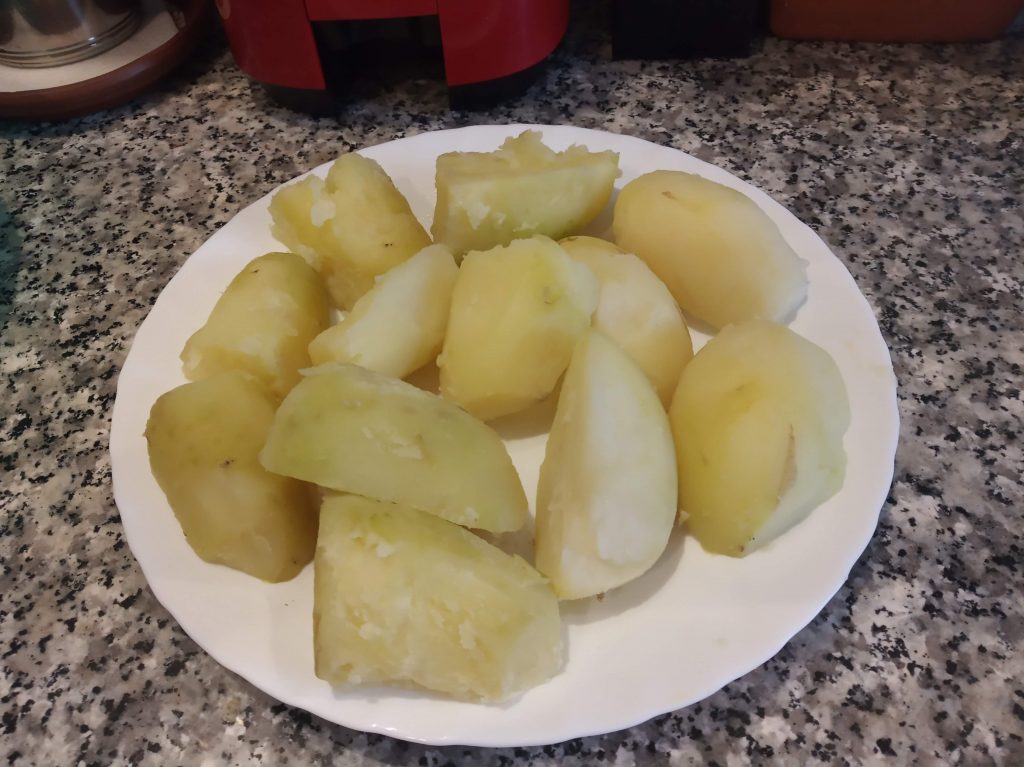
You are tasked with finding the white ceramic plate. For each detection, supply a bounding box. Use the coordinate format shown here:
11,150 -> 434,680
111,124 -> 899,747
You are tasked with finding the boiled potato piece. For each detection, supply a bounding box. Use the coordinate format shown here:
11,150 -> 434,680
270,153 -> 431,309
613,171 -> 808,329
260,364 -> 528,532
439,236 -> 599,421
180,252 -> 330,400
314,494 -> 562,701
536,331 -> 677,599
559,236 -> 693,406
265,175 -> 338,264
308,244 -> 458,378
669,321 -> 850,556
557,235 -> 623,260
432,130 -> 620,255
145,372 -> 317,582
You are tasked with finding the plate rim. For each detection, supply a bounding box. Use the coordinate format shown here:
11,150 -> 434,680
110,123 -> 900,747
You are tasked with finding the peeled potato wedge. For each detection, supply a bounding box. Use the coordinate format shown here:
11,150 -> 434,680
536,331 -> 678,599
559,236 -> 693,407
145,372 -> 318,582
180,252 -> 330,400
669,320 -> 850,556
613,171 -> 808,329
260,364 -> 528,533
314,494 -> 562,701
432,130 -> 620,255
265,175 -> 338,265
439,235 -> 599,421
308,244 -> 458,379
270,153 -> 431,309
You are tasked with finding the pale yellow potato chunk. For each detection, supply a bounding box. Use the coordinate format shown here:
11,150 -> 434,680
145,372 -> 317,582
559,236 -> 693,407
432,130 -> 620,255
270,153 -> 431,309
265,175 -> 338,264
439,236 -> 599,421
308,244 -> 457,379
613,171 -> 808,329
536,331 -> 677,599
260,364 -> 528,532
557,235 -> 623,259
669,321 -> 850,556
180,252 -> 330,400
314,494 -> 562,701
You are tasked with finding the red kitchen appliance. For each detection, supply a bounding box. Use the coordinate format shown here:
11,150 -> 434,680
215,0 -> 570,109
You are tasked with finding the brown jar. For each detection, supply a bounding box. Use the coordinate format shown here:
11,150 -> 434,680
770,0 -> 1024,43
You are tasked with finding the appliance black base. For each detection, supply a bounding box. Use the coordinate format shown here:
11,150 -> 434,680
611,0 -> 762,60
449,59 -> 547,111
261,56 -> 548,114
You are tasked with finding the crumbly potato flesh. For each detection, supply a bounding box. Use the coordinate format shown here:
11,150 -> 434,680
145,372 -> 318,582
432,130 -> 620,255
270,153 -> 431,309
313,494 -> 562,701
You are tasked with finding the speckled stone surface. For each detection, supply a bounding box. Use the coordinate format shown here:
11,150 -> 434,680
2,3 -> 1023,765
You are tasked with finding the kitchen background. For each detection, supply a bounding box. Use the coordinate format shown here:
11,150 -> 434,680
1,1 -> 1022,765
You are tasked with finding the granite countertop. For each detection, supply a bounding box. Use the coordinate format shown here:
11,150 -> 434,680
2,4 -> 1022,765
